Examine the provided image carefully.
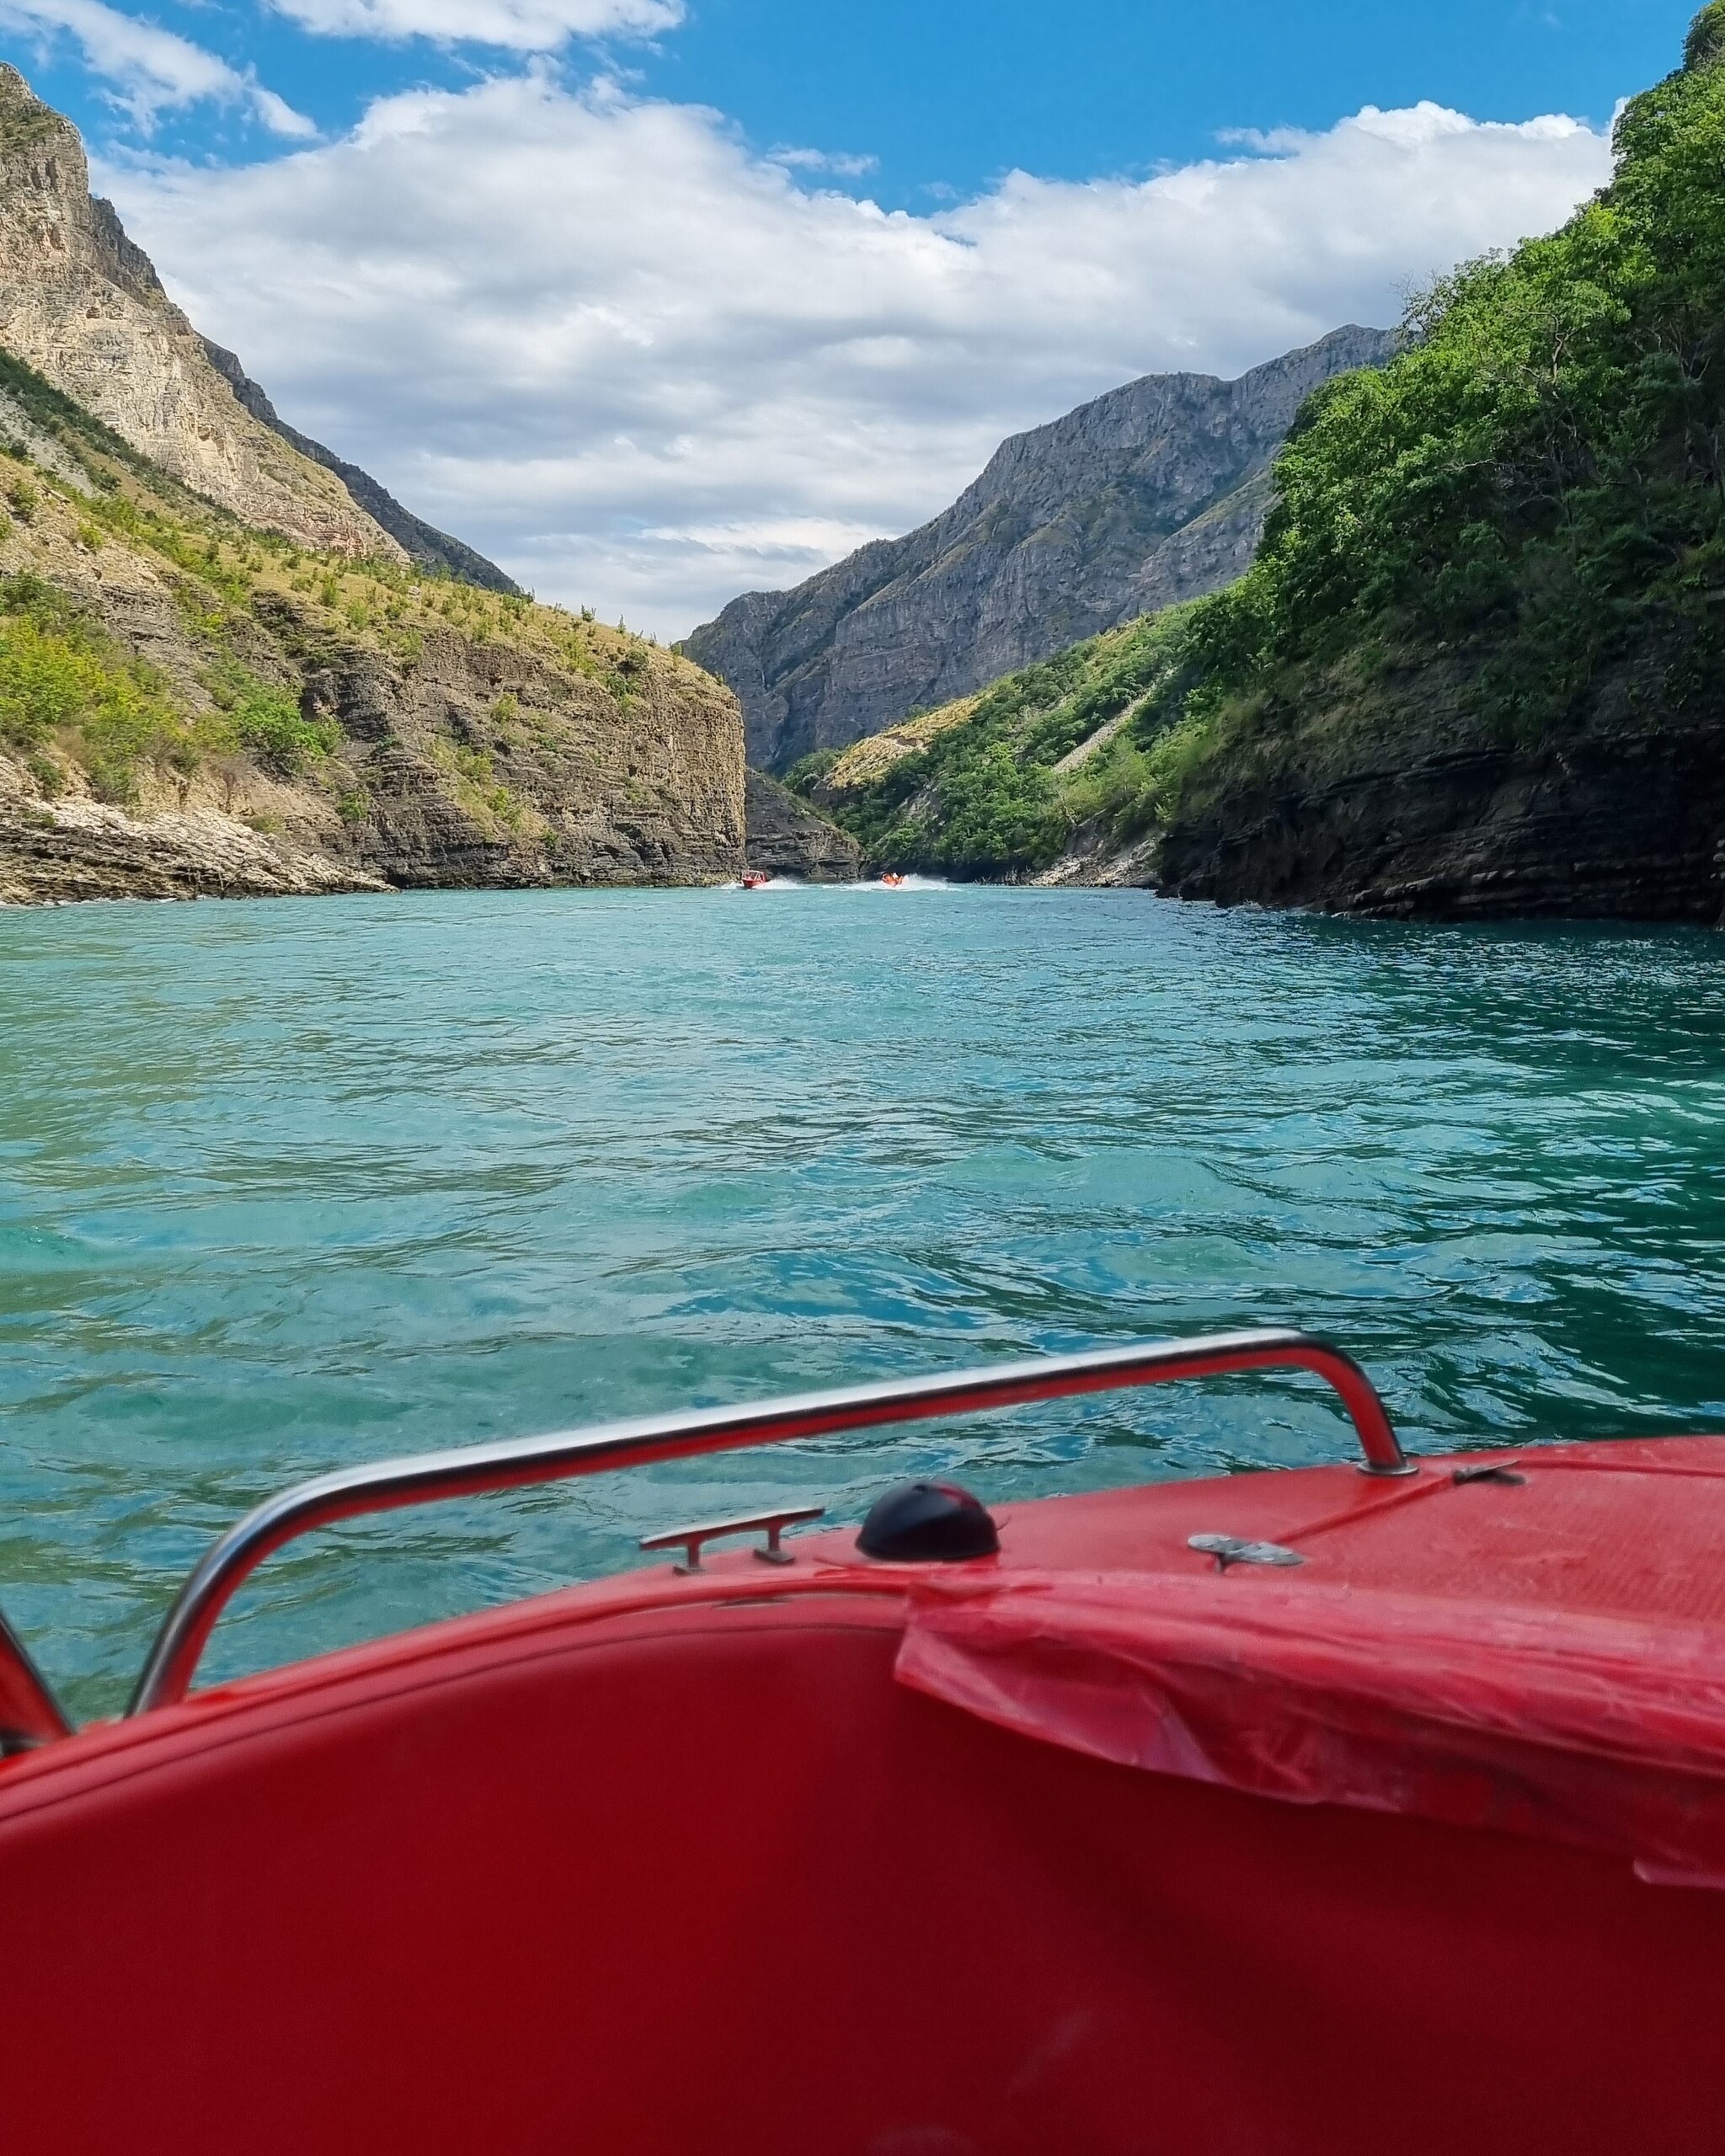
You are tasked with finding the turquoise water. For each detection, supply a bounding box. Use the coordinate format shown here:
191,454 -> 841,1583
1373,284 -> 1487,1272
3,884 -> 1723,1720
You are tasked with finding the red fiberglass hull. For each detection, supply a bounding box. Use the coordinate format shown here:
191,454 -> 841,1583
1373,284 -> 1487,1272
7,1434 -> 1725,2153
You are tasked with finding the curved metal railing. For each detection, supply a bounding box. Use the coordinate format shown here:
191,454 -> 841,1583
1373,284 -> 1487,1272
0,1605 -> 71,1754
127,1327 -> 1413,1716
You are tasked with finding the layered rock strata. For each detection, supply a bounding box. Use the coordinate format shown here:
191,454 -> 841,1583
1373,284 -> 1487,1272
0,72 -> 744,905
1156,663 -> 1725,922
0,755 -> 386,905
743,768 -> 861,881
0,369 -> 745,905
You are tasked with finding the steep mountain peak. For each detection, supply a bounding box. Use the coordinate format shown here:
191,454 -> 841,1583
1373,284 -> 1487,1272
0,67 -> 516,590
0,67 -> 394,558
685,323 -> 1398,771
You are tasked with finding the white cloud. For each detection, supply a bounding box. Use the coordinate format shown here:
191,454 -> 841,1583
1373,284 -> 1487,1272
266,0 -> 682,48
101,75 -> 1614,637
771,145 -> 879,178
0,0 -> 315,132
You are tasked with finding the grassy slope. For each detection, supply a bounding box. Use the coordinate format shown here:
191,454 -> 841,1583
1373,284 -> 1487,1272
0,344 -> 692,826
786,608 -> 1206,875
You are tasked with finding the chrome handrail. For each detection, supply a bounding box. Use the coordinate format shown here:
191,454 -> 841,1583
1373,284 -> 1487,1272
127,1327 -> 1413,1716
0,1603 -> 72,1753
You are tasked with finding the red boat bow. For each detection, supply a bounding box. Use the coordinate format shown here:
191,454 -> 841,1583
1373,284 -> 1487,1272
4,1338 -> 1724,2153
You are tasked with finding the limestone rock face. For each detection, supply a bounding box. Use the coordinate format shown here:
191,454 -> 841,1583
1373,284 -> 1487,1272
0,582 -> 745,904
0,755 -> 387,905
686,326 -> 1398,771
286,620 -> 745,892
743,768 -> 861,881
0,67 -> 394,558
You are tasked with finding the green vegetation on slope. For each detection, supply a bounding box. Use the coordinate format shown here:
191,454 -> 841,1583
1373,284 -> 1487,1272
0,573 -> 184,801
0,570 -> 352,802
786,608 -> 1211,874
812,5 -> 1725,884
1143,1 -> 1725,831
0,344 -> 679,813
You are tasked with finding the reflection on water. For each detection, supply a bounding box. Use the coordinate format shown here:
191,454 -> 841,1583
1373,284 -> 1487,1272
1,886 -> 1722,1717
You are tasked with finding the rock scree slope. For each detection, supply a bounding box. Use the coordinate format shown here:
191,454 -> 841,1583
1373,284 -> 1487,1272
685,325 -> 1397,771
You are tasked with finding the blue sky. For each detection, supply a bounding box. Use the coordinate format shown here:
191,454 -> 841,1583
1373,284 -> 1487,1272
8,0 -> 1692,186
0,0 -> 1694,627
648,0 -> 1688,202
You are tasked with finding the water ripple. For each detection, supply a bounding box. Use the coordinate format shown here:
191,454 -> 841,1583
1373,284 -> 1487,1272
2,887 -> 1722,1716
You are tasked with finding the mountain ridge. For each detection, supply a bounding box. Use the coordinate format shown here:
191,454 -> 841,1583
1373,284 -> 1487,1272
0,66 -> 514,593
795,4 -> 1725,923
200,339 -> 521,595
686,323 -> 1398,771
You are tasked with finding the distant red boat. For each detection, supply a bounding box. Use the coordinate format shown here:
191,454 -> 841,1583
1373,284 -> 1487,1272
740,870 -> 772,889
5,1328 -> 1725,2153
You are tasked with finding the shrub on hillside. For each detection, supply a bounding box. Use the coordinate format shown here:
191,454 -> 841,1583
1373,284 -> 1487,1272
0,573 -> 182,799
1152,0 -> 1725,787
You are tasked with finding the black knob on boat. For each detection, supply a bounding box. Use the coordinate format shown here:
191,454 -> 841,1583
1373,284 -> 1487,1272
857,1480 -> 999,1561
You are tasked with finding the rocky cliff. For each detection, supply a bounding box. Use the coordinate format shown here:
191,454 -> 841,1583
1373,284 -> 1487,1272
1154,651 -> 1725,921
0,69 -> 745,905
0,349 -> 744,905
790,563 -> 1725,919
686,326 -> 1397,771
743,768 -> 861,881
0,70 -> 392,558
0,67 -> 511,590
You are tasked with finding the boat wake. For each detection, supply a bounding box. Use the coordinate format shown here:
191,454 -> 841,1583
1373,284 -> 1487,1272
729,874 -> 948,892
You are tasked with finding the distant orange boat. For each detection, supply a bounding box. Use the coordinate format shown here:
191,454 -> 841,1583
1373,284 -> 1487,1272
880,871 -> 905,888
